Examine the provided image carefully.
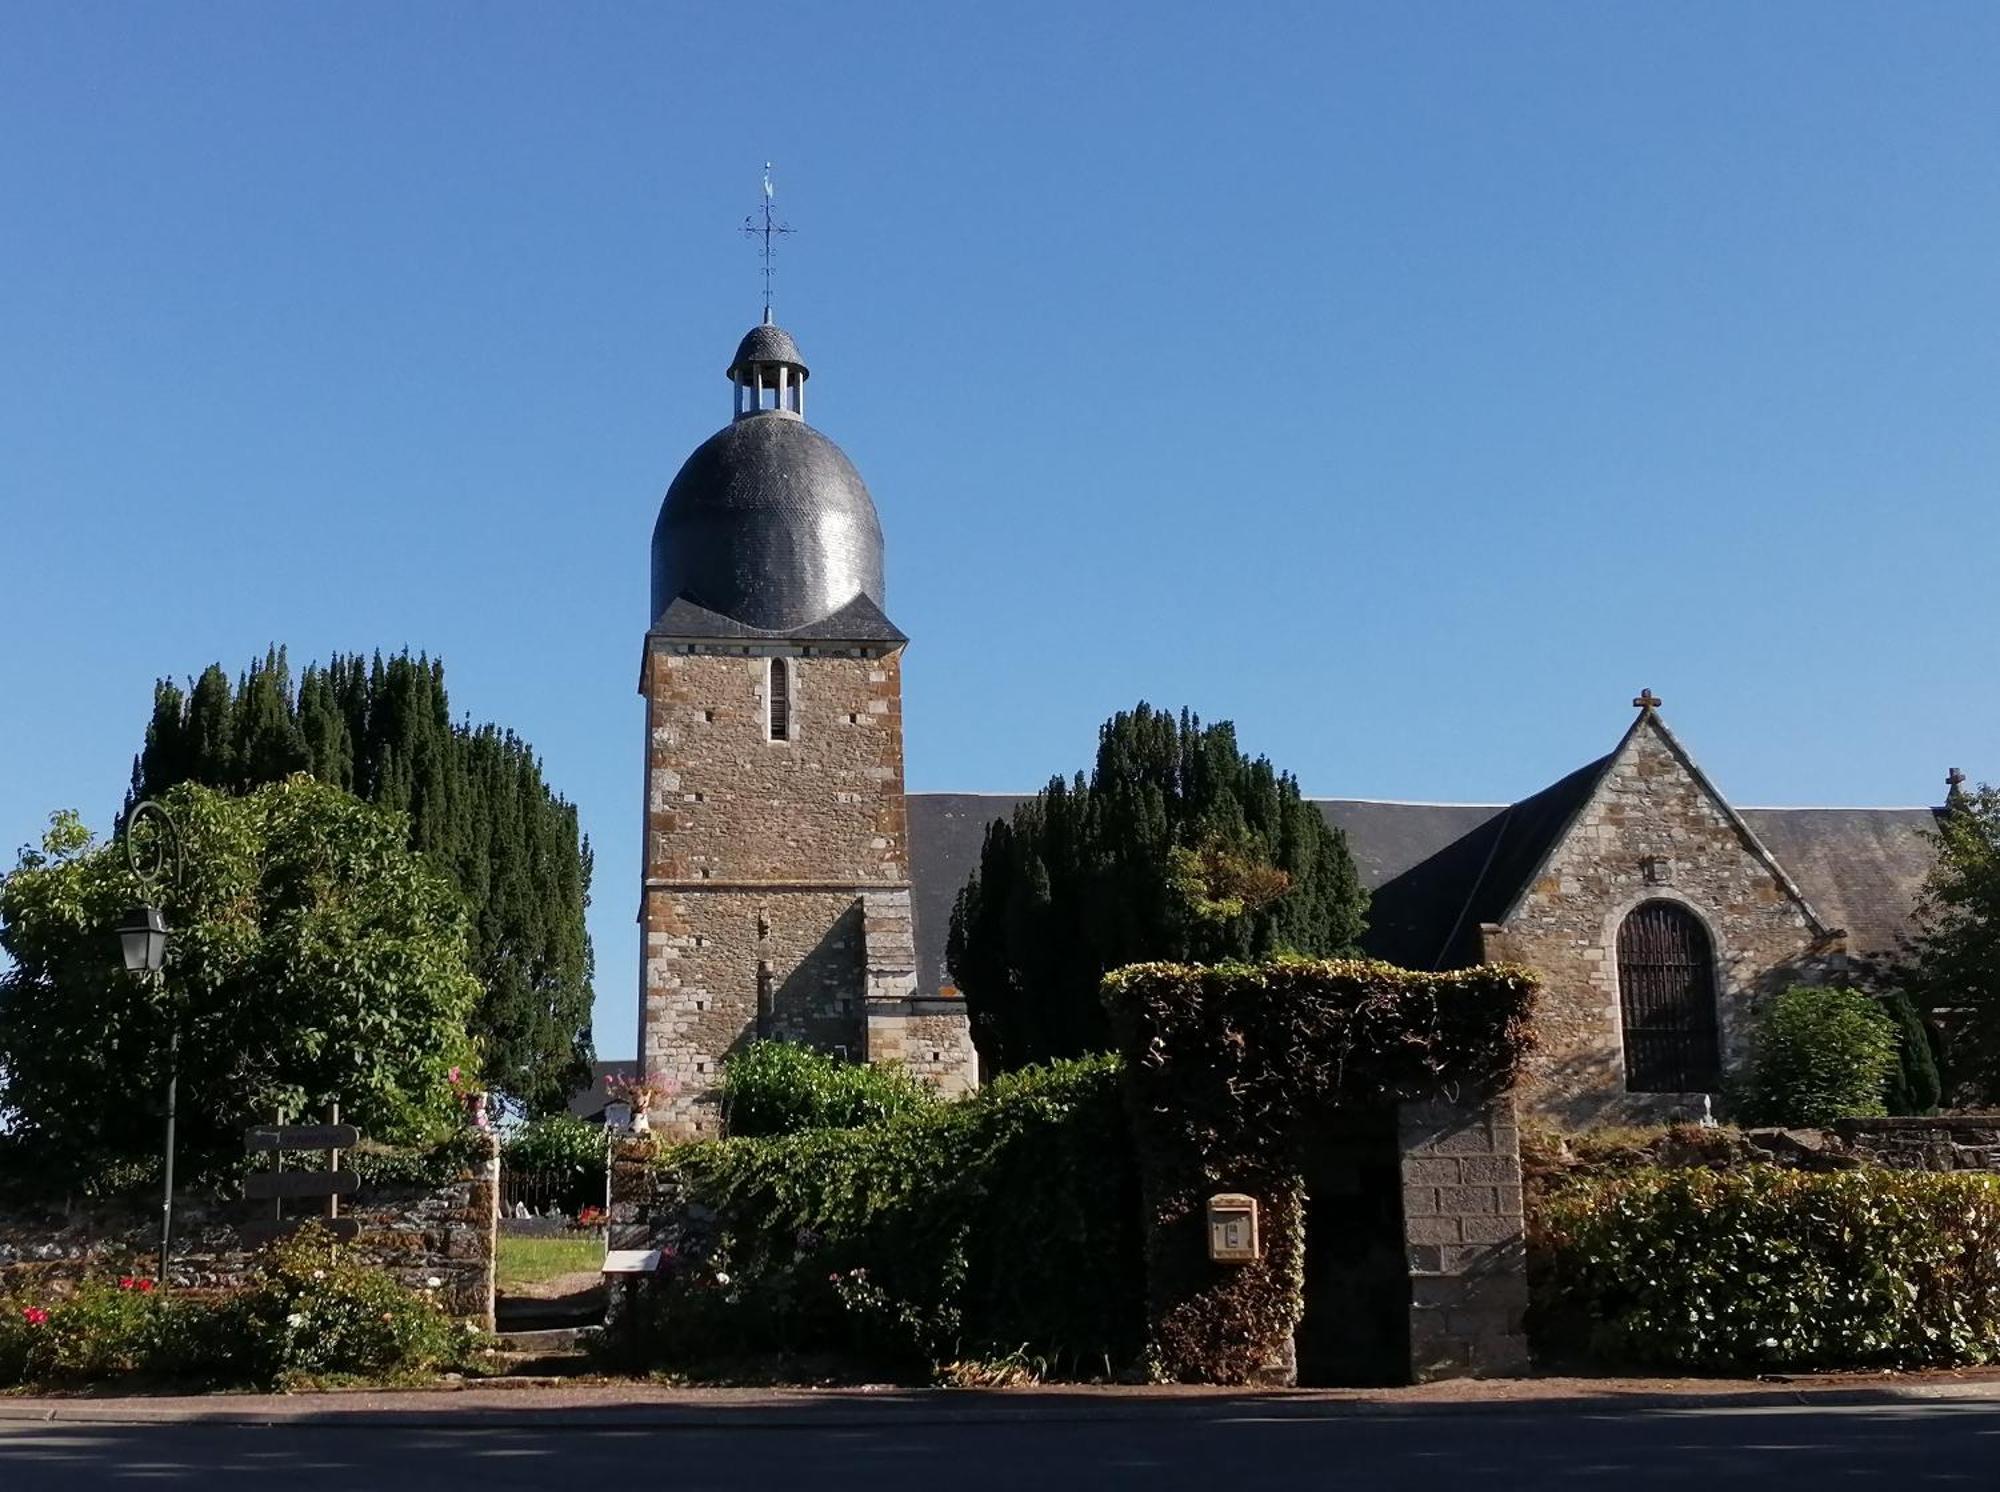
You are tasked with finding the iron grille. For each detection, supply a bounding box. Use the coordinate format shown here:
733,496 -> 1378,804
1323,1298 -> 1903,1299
769,659 -> 791,741
1617,900 -> 1721,1093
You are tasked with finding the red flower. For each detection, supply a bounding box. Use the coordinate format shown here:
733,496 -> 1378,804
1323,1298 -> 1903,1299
118,1276 -> 136,1290
22,1307 -> 48,1326
137,1279 -> 155,1293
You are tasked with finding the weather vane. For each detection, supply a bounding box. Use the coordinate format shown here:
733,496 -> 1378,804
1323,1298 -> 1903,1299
741,163 -> 794,324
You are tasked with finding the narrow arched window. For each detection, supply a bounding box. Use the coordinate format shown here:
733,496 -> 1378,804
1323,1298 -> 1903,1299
768,658 -> 790,742
1617,900 -> 1721,1093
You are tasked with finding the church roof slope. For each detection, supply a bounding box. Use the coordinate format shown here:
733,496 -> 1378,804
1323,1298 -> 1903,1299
1740,806 -> 1941,966
902,792 -> 1943,1001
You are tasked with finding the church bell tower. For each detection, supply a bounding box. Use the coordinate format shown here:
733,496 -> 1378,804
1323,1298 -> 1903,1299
638,319 -> 976,1136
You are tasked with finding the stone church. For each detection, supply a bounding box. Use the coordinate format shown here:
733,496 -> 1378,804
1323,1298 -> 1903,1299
638,319 -> 1945,1134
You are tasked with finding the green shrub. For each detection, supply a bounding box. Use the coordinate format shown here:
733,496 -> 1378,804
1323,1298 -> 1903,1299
1741,985 -> 1898,1127
0,1229 -> 477,1388
501,1115 -> 607,1213
220,1226 -> 471,1384
1532,1165 -> 2000,1370
719,1041 -> 936,1139
1881,990 -> 1943,1116
603,1055 -> 1142,1378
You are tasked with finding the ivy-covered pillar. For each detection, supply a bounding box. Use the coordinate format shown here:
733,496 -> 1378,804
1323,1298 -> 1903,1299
1103,958 -> 1539,1387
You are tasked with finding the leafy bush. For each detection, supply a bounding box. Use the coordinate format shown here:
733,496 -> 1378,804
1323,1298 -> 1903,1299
0,1229 -> 477,1388
221,1226 -> 471,1384
602,1056 -> 1142,1378
1532,1165 -> 2000,1370
1740,986 -> 1899,1126
719,1041 -> 935,1139
501,1115 -> 607,1213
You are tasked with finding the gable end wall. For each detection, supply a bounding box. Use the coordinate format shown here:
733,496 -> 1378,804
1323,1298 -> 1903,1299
1483,717 -> 1844,1126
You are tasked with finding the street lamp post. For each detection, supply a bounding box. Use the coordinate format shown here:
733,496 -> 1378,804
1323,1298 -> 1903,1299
117,802 -> 180,1289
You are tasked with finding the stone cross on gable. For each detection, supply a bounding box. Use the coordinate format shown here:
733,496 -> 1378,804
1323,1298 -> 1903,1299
1632,689 -> 1663,711
1948,767 -> 1968,796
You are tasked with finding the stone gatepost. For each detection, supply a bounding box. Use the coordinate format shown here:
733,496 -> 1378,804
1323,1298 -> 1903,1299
1398,1097 -> 1530,1379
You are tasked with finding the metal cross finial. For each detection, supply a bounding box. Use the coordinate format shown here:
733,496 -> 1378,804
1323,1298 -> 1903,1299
741,162 -> 794,324
1633,689 -> 1663,711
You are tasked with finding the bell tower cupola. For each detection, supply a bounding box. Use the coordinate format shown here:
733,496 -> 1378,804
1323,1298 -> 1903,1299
729,316 -> 809,420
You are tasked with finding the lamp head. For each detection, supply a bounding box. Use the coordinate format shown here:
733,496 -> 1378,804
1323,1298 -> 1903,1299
118,904 -> 169,976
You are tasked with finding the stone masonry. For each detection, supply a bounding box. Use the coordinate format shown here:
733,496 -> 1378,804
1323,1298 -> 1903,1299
0,1136 -> 500,1328
1482,711 -> 1845,1127
1398,1098 -> 1530,1380
639,640 -> 976,1136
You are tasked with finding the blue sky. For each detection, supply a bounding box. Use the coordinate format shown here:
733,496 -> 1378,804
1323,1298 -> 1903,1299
4,3 -> 1997,1059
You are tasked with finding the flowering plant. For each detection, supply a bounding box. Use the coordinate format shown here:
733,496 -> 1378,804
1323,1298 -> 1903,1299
607,1072 -> 672,1112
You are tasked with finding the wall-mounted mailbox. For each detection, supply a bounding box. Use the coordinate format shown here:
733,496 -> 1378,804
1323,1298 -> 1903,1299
1207,1193 -> 1260,1263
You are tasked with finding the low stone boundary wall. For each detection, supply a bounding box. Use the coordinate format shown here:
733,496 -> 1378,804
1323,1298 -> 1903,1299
0,1136 -> 498,1328
1835,1116 -> 2000,1171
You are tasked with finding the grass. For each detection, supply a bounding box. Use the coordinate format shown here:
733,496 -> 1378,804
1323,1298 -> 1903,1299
496,1234 -> 605,1291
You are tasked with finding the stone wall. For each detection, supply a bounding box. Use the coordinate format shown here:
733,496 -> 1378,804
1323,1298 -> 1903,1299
1835,1116 -> 2000,1171
1484,713 -> 1843,1127
638,638 -> 974,1134
640,644 -> 908,888
1399,1098 -> 1531,1380
0,1139 -> 498,1327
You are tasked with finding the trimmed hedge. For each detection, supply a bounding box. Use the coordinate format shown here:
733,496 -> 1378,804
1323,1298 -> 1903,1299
603,1056 -> 1142,1378
719,1041 -> 936,1138
1102,958 -> 1538,1384
1532,1165 -> 2000,1370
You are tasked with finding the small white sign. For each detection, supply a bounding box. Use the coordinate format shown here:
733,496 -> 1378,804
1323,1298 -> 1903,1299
603,1248 -> 662,1275
604,1101 -> 633,1131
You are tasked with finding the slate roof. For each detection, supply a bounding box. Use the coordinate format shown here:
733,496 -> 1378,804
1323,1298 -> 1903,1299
651,408 -> 885,632
903,790 -> 1942,999
650,592 -> 906,645
1738,807 -> 1941,965
729,323 -> 809,380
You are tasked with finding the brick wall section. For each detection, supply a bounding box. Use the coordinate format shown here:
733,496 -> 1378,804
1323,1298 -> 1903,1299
1399,1098 -> 1530,1380
1483,713 -> 1843,1127
639,638 -> 975,1134
0,1136 -> 499,1328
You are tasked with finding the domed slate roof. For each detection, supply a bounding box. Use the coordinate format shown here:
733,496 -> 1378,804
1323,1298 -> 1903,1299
728,324 -> 808,381
650,409 -> 886,634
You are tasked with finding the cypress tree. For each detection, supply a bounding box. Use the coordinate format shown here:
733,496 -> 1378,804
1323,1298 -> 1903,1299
1881,989 -> 1943,1116
947,702 -> 1367,1072
127,647 -> 595,1112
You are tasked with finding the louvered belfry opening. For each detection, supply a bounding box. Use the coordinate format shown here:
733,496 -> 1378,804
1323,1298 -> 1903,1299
768,658 -> 791,741
1616,899 -> 1721,1093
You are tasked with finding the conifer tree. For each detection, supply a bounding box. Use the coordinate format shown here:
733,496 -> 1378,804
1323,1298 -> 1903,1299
947,703 -> 1367,1071
126,648 -> 594,1112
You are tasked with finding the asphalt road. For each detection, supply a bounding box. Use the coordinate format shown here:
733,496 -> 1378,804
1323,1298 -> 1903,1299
2,1399 -> 1998,1490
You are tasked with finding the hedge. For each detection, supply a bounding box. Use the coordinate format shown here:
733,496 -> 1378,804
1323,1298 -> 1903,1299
602,1055 -> 1142,1378
720,1041 -> 936,1138
1532,1165 -> 2000,1370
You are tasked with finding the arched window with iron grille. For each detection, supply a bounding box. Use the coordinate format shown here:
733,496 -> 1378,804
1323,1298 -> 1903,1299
768,658 -> 791,742
1616,899 -> 1721,1093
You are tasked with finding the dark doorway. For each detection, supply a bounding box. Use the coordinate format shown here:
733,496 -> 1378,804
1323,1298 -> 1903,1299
1294,1106 -> 1410,1386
